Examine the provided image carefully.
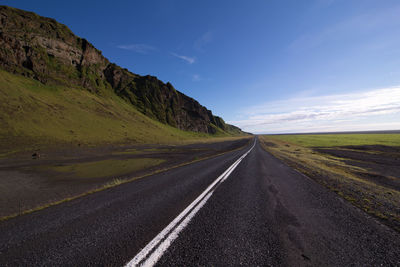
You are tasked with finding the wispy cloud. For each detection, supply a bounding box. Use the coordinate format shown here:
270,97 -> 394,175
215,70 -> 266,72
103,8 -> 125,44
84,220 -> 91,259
192,74 -> 201,81
117,44 -> 156,54
289,5 -> 400,52
230,87 -> 400,134
171,52 -> 195,64
194,31 -> 213,52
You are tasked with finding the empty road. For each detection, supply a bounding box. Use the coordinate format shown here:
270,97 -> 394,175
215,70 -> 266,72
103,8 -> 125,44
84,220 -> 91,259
1,137 -> 399,266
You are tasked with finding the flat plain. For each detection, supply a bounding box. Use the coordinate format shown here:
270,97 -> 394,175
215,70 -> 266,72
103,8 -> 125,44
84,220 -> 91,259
259,132 -> 400,232
0,137 -> 250,220
2,137 -> 399,266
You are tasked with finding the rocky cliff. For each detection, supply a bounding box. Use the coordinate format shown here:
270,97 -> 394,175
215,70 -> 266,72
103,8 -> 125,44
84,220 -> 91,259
0,5 -> 243,135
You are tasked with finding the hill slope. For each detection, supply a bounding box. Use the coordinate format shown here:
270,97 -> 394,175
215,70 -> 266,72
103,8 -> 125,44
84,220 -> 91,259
0,5 -> 244,142
0,69 -> 236,153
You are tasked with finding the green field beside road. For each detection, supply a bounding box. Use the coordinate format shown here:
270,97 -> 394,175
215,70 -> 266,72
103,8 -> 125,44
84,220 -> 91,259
266,133 -> 400,147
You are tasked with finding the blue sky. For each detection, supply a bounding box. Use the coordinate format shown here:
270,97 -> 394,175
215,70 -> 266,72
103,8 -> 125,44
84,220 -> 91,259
4,0 -> 400,133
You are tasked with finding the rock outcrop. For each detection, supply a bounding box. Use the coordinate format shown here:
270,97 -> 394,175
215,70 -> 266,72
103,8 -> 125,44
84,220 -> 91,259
0,5 -> 243,134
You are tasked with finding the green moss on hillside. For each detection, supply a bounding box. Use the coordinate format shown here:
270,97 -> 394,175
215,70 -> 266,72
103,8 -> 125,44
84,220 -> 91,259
0,5 -> 246,136
0,70 -> 238,152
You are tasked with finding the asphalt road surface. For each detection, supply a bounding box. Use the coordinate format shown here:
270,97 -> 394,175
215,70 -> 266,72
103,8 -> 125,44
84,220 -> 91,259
1,137 -> 399,266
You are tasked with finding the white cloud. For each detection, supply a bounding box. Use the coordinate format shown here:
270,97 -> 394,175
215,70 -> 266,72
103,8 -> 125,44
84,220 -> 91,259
171,52 -> 195,64
192,74 -> 201,81
117,44 -> 156,54
194,31 -> 213,52
230,87 -> 400,134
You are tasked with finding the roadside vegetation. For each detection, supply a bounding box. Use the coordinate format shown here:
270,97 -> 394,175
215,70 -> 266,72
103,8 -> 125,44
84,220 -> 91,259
0,70 -> 246,156
259,134 -> 400,232
0,137 -> 250,221
270,133 -> 400,147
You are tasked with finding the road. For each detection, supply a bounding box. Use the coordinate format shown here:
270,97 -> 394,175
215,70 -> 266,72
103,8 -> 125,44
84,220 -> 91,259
1,137 -> 399,266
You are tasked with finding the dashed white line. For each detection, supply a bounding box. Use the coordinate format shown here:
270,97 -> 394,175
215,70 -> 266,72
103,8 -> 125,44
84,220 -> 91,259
125,138 -> 256,267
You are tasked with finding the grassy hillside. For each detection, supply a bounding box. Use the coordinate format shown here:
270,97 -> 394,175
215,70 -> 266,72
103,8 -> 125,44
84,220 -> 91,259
0,70 -> 239,153
0,5 -> 245,135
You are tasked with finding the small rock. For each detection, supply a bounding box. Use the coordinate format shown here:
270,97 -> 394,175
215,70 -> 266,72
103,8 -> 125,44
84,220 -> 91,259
301,254 -> 311,261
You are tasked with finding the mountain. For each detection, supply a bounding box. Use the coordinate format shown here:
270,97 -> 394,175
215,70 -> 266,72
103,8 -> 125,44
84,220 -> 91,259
0,5 -> 244,141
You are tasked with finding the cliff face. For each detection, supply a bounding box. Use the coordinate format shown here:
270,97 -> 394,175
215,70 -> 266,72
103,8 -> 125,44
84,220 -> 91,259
0,5 -> 243,134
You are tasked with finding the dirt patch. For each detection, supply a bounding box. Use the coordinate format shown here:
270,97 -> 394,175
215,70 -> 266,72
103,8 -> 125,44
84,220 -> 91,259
0,138 -> 250,218
262,142 -> 277,148
354,171 -> 399,191
342,145 -> 400,153
315,145 -> 400,190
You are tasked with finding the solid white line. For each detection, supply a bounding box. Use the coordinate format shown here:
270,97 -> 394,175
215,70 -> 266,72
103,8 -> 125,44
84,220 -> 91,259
140,192 -> 213,267
126,156 -> 242,266
125,138 -> 256,267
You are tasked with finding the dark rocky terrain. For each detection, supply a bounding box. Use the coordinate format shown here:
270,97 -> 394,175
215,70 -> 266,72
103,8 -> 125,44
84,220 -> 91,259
0,5 -> 242,134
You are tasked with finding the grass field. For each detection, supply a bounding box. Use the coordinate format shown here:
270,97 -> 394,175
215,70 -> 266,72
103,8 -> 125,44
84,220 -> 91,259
259,134 -> 400,232
267,133 -> 400,147
0,70 -> 243,154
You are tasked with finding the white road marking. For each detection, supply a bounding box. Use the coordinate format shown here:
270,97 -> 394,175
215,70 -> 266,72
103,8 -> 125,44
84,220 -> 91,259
125,138 -> 256,267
